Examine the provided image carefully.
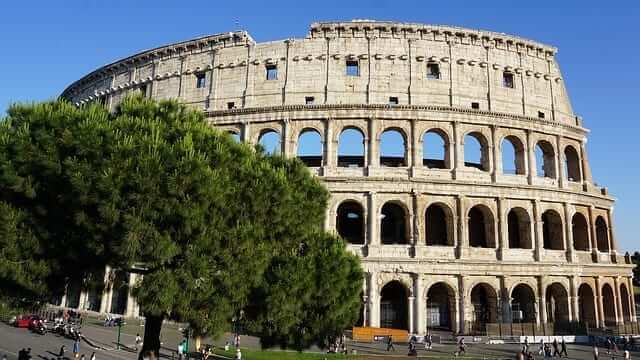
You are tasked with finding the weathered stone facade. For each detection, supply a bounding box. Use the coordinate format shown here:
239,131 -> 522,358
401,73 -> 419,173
61,20 -> 635,334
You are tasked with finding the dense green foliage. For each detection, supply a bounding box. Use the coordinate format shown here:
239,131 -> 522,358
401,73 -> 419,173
0,96 -> 363,354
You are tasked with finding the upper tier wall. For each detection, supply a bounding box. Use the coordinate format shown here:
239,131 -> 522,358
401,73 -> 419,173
61,21 -> 577,126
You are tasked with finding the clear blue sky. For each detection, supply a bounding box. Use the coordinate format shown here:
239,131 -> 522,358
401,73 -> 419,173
1,0 -> 638,252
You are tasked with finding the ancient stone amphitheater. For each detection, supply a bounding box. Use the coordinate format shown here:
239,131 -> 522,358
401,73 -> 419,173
61,20 -> 636,336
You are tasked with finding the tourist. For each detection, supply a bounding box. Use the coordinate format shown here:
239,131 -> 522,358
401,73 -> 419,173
560,338 -> 568,357
386,335 -> 395,352
524,337 -> 529,353
141,350 -> 156,360
606,337 -> 612,354
544,343 -> 552,360
80,355 -> 85,360
457,337 -> 466,356
59,345 -> 66,359
538,339 -> 545,355
552,339 -> 560,357
73,338 -> 81,359
177,340 -> 184,360
135,333 -> 142,351
592,344 -> 599,360
235,348 -> 242,360
624,349 -> 630,360
425,333 -> 433,350
90,352 -> 96,360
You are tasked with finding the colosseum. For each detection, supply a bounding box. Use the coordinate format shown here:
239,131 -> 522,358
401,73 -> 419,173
60,20 -> 636,337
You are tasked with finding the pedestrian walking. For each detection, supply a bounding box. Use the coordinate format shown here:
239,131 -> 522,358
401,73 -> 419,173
593,344 -> 599,360
235,348 -> 242,360
457,337 -> 466,356
560,338 -> 568,358
553,339 -> 561,357
59,345 -> 66,359
606,337 -> 612,354
386,335 -> 395,352
538,339 -> 545,355
135,333 -> 142,351
524,337 -> 529,353
425,333 -> 433,350
624,349 -> 630,360
90,352 -> 96,360
544,343 -> 552,360
177,341 -> 184,360
73,338 -> 81,359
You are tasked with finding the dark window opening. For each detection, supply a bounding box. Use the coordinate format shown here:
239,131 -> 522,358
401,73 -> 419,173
511,284 -> 536,323
388,97 -> 398,105
542,210 -> 564,250
538,111 -> 545,119
596,216 -> 609,252
468,206 -> 495,248
98,95 -> 107,106
227,102 -> 235,109
380,281 -> 408,330
381,202 -> 407,245
196,73 -> 206,88
138,84 -> 147,97
305,96 -> 315,105
508,208 -> 532,249
564,146 -> 582,182
336,201 -> 365,245
346,60 -> 359,77
572,213 -> 590,251
266,64 -> 277,80
503,72 -> 514,88
471,102 -> 480,110
427,63 -> 440,79
426,204 -> 451,246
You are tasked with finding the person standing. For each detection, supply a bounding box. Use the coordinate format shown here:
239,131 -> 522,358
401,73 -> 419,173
560,338 -> 568,358
135,334 -> 142,351
538,339 -> 545,355
457,337 -> 466,356
235,348 -> 242,360
552,339 -> 560,357
524,337 -> 529,353
425,333 -> 433,350
73,338 -> 81,359
386,335 -> 395,352
593,344 -> 599,360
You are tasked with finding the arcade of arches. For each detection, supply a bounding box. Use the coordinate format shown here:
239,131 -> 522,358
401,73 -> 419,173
364,274 -> 636,335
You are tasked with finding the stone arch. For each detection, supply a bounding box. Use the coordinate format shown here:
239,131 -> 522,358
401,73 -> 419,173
336,200 -> 365,245
426,282 -> 456,331
535,140 -> 556,178
578,283 -> 597,326
258,128 -> 282,155
381,201 -> 409,245
572,213 -> 590,251
542,210 -> 564,250
470,283 -> 499,329
422,128 -> 450,169
602,283 -> 616,326
596,216 -> 610,252
464,131 -> 490,171
227,130 -> 241,143
508,207 -> 533,249
620,283 -> 632,322
501,135 -> 526,175
380,280 -> 410,330
564,145 -> 582,182
546,283 -> 570,324
338,127 -> 365,167
510,283 -> 537,323
468,205 -> 496,248
425,203 -> 454,246
379,128 -> 407,167
296,128 -> 323,167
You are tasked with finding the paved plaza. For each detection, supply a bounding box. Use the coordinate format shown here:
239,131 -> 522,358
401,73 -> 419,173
1,322 -> 638,360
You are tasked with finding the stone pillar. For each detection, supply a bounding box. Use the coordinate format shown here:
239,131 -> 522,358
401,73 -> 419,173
125,273 -> 138,318
411,190 -> 420,249
452,121 -> 463,179
564,202 -> 575,262
595,277 -> 604,328
409,119 -> 418,170
570,276 -> 579,322
526,130 -> 536,185
408,296 -> 416,333
79,288 -> 89,311
497,197 -> 507,260
533,200 -> 543,261
368,191 -> 378,246
368,272 -> 380,327
455,195 -> 467,259
362,295 -> 369,327
323,118 -> 335,171
614,277 -> 624,324
282,119 -> 291,157
580,141 -> 593,184
454,293 -> 462,334
415,275 -> 426,335
628,277 -> 637,322
458,276 -> 467,334
491,125 -> 500,182
241,121 -> 251,143
588,206 -> 599,257
607,208 -> 618,255
538,276 -> 548,324
367,118 -> 379,170
99,265 -> 111,314
556,135 -> 566,189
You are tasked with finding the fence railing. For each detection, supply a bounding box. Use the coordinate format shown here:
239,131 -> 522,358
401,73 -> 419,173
465,321 -> 640,337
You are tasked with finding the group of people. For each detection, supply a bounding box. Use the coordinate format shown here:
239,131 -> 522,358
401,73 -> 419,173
327,334 -> 348,354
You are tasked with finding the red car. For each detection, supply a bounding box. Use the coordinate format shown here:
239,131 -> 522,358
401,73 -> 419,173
14,315 -> 40,328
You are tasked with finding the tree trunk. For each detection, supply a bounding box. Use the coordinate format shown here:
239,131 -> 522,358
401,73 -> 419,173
139,314 -> 164,360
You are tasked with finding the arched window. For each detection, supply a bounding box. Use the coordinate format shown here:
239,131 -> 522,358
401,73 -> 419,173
578,284 -> 596,325
508,208 -> 532,249
535,141 -> 556,178
228,131 -> 241,143
572,213 -> 590,251
338,128 -> 365,167
542,210 -> 564,250
380,129 -> 406,167
468,205 -> 496,248
511,284 -> 536,323
297,129 -> 323,167
381,202 -> 408,245
545,283 -> 570,324
426,283 -> 456,331
380,281 -> 409,330
564,146 -> 582,182
596,216 -> 610,252
464,132 -> 489,171
501,136 -> 526,175
425,204 -> 452,246
470,283 -> 498,329
423,130 -> 449,169
258,129 -> 281,155
336,201 -> 365,245
602,284 -> 616,326
620,283 -> 632,322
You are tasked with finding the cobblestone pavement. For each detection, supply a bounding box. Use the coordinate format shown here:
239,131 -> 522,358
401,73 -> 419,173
1,322 -> 638,360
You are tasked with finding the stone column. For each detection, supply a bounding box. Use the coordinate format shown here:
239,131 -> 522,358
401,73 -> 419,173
241,121 -> 251,143
415,275 -> 426,335
628,277 -> 637,322
408,296 -> 416,333
455,195 -> 467,259
595,277 -> 605,328
454,293 -> 462,334
411,190 -> 420,249
409,119 -> 418,170
367,118 -> 379,171
368,272 -> 380,327
580,141 -> 592,184
452,121 -> 463,179
125,273 -> 137,318
556,135 -> 566,189
614,277 -> 624,324
570,276 -> 580,322
607,208 -> 618,255
497,197 -> 507,260
323,118 -> 335,171
282,119 -> 291,157
533,200 -> 543,261
538,276 -> 548,324
458,276 -> 467,334
564,202 -> 575,262
589,206 -> 599,257
362,295 -> 369,327
79,288 -> 89,311
99,265 -> 111,314
491,125 -> 500,182
526,130 -> 536,185
368,191 -> 378,246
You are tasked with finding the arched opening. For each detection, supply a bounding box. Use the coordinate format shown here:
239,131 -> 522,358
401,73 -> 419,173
508,208 -> 532,249
596,216 -> 610,252
65,280 -> 82,309
297,129 -> 323,167
423,130 -> 449,169
542,210 -> 564,250
535,141 -> 556,178
501,136 -> 526,175
336,201 -> 365,245
572,213 -> 590,251
464,132 -> 489,171
564,146 -> 582,182
228,131 -> 241,143
258,129 -> 281,155
470,283 -> 498,332
380,281 -> 409,330
110,271 -> 129,315
620,284 -> 632,322
381,202 -> 408,245
380,129 -> 406,167
427,282 -> 456,331
578,284 -> 597,326
546,283 -> 570,324
468,205 -> 496,248
511,284 -> 536,323
338,128 -> 365,167
425,203 -> 452,246
602,284 -> 616,326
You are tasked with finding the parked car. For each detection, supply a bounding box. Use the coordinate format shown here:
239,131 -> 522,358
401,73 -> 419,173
14,315 -> 38,328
